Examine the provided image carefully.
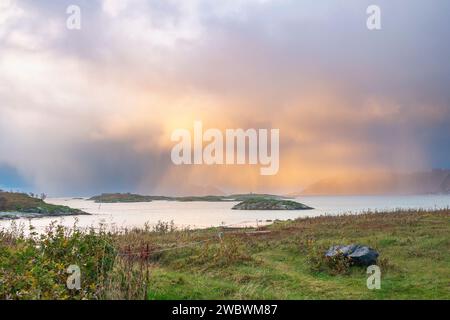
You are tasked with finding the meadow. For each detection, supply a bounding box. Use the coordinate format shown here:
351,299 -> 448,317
0,209 -> 449,300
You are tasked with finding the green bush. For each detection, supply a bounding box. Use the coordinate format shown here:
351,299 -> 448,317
306,246 -> 352,275
0,224 -> 116,299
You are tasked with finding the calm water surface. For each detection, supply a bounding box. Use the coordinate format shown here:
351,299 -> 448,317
1,195 -> 448,233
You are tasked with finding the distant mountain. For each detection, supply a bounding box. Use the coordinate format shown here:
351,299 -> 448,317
296,169 -> 450,196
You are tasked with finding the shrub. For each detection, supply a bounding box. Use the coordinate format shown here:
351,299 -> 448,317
0,224 -> 116,299
306,246 -> 352,275
102,257 -> 150,300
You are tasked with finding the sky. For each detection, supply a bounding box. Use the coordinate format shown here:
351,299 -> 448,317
0,0 -> 449,196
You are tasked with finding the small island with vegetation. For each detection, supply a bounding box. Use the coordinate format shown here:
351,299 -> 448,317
88,192 -> 313,210
88,192 -> 291,203
88,193 -> 164,203
0,191 -> 89,220
232,198 -> 313,210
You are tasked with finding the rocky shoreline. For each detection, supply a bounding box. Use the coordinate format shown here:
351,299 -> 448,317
0,209 -> 89,220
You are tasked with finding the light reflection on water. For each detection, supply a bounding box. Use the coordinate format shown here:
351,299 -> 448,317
0,195 -> 448,234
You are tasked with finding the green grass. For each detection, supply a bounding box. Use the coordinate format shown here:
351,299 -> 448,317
141,210 -> 450,300
1,209 -> 449,299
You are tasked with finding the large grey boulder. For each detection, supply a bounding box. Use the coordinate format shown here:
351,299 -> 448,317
325,245 -> 379,266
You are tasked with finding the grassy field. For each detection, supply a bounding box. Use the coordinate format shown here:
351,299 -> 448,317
1,209 -> 449,299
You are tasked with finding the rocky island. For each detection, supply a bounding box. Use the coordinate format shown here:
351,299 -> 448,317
88,193 -> 162,203
88,193 -> 290,203
0,191 -> 89,220
232,199 -> 313,210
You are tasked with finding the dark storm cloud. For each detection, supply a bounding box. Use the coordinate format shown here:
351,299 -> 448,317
52,139 -> 172,196
0,0 -> 449,194
0,164 -> 29,190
